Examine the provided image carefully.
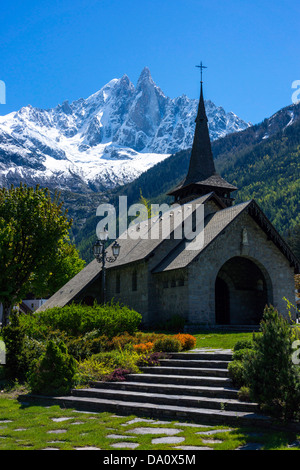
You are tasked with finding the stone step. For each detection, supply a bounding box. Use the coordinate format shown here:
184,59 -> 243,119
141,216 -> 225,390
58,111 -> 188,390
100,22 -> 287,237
91,380 -> 239,399
139,366 -> 229,378
23,394 -> 272,428
159,359 -> 230,369
72,387 -> 258,413
169,352 -> 233,361
126,373 -> 232,387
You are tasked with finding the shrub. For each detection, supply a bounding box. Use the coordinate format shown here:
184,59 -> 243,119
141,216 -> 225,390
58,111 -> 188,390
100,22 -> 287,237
174,334 -> 196,351
228,360 -> 247,388
238,386 -> 251,402
93,349 -> 141,374
76,357 -> 113,385
138,352 -> 166,367
153,335 -> 182,352
2,311 -> 27,380
243,306 -> 300,420
133,342 -> 154,354
110,333 -> 137,350
232,348 -> 253,362
28,340 -> 77,396
233,340 -> 254,351
104,368 -> 131,382
19,301 -> 142,338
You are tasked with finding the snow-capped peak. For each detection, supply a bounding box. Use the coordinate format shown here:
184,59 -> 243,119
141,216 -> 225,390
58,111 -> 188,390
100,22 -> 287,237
0,68 -> 250,193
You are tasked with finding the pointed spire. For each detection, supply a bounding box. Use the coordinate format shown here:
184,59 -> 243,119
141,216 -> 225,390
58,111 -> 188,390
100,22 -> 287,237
184,82 -> 216,185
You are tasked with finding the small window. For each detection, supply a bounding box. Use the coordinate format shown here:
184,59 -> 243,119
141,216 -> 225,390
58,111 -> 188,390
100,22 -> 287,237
163,281 -> 169,289
178,278 -> 184,287
116,273 -> 120,294
132,271 -> 137,291
171,279 -> 176,288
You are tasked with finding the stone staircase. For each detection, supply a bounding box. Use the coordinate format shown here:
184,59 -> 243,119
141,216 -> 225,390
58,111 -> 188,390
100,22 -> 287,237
24,350 -> 273,428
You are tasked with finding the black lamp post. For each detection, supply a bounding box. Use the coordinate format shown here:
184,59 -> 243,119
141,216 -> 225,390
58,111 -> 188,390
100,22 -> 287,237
93,229 -> 120,303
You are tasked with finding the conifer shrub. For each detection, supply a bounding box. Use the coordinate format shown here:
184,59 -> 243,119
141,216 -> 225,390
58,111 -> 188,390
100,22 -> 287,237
243,306 -> 300,420
28,340 -> 77,396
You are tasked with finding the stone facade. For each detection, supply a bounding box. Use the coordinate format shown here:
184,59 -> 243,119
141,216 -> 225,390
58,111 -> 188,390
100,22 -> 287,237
88,209 -> 297,328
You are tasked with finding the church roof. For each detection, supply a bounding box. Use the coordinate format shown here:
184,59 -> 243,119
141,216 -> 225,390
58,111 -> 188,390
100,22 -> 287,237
37,258 -> 101,311
168,174 -> 238,197
153,199 -> 300,274
152,200 -> 252,272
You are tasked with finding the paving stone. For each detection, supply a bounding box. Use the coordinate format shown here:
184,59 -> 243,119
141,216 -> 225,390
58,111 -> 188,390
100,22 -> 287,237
74,446 -> 101,450
127,427 -> 181,436
107,434 -> 136,439
51,417 -> 72,423
176,446 -> 212,450
47,429 -> 67,434
71,421 -> 85,425
196,429 -> 232,436
0,420 -> 12,424
13,428 -> 27,432
110,442 -> 139,449
121,418 -> 156,426
151,436 -> 185,445
236,443 -> 263,450
42,447 -> 60,450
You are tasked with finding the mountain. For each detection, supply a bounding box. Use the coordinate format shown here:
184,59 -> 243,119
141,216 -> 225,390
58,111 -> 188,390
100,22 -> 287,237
0,67 -> 250,193
74,100 -> 300,262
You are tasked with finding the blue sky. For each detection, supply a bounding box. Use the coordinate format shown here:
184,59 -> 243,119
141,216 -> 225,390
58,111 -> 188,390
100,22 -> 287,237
0,0 -> 299,124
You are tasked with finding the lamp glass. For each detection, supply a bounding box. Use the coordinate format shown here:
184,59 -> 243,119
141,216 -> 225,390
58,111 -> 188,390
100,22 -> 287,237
112,241 -> 120,257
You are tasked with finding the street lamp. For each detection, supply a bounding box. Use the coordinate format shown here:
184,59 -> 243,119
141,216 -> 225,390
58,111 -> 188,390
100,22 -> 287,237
93,230 -> 120,304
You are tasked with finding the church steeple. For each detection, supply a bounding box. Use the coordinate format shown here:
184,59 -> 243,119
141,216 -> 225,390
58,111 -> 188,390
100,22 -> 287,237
184,81 -> 216,185
168,64 -> 238,207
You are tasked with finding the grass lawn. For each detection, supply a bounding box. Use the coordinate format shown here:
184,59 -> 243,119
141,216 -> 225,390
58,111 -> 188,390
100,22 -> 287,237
192,330 -> 256,350
0,395 -> 299,451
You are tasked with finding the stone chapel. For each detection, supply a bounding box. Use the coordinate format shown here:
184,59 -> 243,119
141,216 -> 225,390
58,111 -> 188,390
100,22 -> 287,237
38,79 -> 300,327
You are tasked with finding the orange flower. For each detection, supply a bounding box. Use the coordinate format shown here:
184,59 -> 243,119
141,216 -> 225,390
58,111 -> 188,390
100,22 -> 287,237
174,334 -> 196,351
133,342 -> 154,353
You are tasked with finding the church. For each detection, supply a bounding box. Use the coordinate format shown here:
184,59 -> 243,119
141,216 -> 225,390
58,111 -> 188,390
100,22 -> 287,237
38,77 -> 300,327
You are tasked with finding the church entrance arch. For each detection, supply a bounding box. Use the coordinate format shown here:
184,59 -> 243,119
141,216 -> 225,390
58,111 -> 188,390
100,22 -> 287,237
215,256 -> 272,325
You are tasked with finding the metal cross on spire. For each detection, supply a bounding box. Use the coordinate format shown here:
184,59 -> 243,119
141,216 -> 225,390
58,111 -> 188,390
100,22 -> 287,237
196,61 -> 207,83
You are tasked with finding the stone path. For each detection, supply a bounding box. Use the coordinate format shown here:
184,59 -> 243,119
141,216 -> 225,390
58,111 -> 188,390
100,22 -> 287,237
1,411 -> 299,450
39,416 -> 259,450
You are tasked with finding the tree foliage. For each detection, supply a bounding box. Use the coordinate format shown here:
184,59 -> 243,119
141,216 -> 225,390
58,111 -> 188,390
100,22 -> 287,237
0,184 -> 82,324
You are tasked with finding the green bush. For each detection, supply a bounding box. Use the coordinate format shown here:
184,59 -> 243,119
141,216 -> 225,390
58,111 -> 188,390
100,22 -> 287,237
243,306 -> 300,420
232,348 -> 253,362
28,340 -> 77,396
233,340 -> 254,351
2,311 -> 27,380
19,301 -> 142,339
153,335 -> 182,352
228,360 -> 247,388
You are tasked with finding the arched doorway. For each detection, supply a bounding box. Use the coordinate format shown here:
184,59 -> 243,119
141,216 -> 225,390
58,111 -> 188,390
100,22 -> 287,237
215,256 -> 271,325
